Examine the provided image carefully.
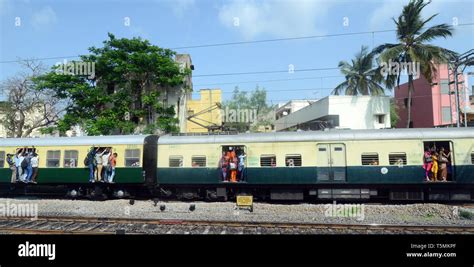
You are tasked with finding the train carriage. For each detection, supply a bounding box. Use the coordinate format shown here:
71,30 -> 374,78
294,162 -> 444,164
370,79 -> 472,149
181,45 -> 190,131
157,128 -> 474,201
0,135 -> 158,197
0,128 -> 473,202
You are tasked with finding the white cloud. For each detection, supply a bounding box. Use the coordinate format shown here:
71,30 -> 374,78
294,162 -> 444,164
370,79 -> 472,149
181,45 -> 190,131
31,6 -> 57,30
369,0 -> 446,30
218,0 -> 333,39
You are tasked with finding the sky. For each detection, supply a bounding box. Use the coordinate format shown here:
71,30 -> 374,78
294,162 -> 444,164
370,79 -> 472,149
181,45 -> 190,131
1,0 -> 473,105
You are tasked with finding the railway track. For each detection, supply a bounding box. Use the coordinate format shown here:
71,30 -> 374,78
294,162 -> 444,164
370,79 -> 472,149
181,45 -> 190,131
0,216 -> 473,235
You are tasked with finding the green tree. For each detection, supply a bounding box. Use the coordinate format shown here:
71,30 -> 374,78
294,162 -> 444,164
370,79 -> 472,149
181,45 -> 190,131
390,99 -> 400,127
35,33 -> 189,135
332,46 -> 386,96
222,86 -> 275,132
372,0 -> 456,128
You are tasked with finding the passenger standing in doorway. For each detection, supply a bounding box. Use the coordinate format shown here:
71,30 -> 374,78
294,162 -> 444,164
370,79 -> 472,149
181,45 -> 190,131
229,148 -> 237,183
219,152 -> 228,182
95,148 -> 106,182
7,154 -> 16,183
108,152 -> 117,183
19,152 -> 27,182
238,151 -> 246,182
14,149 -> 23,182
423,147 -> 433,181
101,148 -> 110,182
30,153 -> 39,184
431,152 -> 439,181
439,147 -> 450,182
86,147 -> 98,183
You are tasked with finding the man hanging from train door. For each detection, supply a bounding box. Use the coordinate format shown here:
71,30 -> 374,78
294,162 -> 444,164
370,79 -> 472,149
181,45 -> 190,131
238,151 -> 246,182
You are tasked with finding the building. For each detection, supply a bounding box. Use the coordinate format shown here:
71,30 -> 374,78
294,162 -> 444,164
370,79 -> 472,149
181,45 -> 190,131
0,101 -> 57,138
275,100 -> 318,120
274,95 -> 391,131
185,89 -> 222,133
466,95 -> 474,126
159,54 -> 194,133
394,64 -> 470,128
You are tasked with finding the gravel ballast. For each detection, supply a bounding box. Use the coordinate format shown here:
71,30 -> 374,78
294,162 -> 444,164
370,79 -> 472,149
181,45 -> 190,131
0,197 -> 472,226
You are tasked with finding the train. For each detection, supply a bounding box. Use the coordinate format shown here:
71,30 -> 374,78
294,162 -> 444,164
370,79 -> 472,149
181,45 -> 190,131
0,128 -> 473,202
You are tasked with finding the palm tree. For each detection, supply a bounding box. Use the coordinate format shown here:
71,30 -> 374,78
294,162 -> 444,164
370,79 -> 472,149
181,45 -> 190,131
372,0 -> 456,128
332,46 -> 386,96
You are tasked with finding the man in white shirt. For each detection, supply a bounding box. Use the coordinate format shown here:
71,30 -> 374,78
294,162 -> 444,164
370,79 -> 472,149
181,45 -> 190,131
101,149 -> 110,182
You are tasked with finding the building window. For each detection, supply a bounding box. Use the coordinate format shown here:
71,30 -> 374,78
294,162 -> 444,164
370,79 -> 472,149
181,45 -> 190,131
389,153 -> 407,165
169,156 -> 183,167
47,150 -> 61,167
0,151 -> 4,168
125,149 -> 140,167
376,115 -> 385,124
260,155 -> 276,167
362,153 -> 379,166
285,154 -> 302,167
64,150 -> 78,168
440,79 -> 450,95
191,156 -> 206,167
442,107 -> 452,123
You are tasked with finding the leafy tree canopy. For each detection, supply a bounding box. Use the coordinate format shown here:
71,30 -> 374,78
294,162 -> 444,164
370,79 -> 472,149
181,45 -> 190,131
35,33 -> 190,135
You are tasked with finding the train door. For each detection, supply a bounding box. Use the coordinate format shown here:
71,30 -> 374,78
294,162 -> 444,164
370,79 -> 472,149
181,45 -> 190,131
423,140 -> 455,181
316,143 -> 347,181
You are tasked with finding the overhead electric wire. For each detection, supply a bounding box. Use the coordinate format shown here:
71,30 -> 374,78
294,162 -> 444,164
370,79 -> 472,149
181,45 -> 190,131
194,75 -> 344,87
1,22 -> 472,64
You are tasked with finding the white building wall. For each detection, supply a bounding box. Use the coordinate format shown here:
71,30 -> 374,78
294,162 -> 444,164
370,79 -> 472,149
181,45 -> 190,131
274,96 -> 391,131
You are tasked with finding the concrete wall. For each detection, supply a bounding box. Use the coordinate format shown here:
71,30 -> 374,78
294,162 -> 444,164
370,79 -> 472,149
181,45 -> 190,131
186,89 -> 222,133
395,63 -> 467,128
274,96 -> 391,131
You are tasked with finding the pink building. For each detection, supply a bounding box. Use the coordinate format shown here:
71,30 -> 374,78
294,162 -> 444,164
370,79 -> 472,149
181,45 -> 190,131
395,64 -> 470,128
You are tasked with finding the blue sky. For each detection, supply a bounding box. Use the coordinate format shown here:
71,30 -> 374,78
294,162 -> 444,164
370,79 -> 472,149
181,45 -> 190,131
1,0 -> 473,104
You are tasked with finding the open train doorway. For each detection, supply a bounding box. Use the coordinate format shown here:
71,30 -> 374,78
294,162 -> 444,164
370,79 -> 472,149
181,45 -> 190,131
423,140 -> 454,182
220,145 -> 246,183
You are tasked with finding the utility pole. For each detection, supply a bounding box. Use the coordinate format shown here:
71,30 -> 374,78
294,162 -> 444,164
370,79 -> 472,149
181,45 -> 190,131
453,63 -> 460,127
449,49 -> 474,128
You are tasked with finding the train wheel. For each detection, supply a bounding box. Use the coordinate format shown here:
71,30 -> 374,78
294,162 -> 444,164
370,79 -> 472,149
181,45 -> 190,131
89,185 -> 108,201
205,190 -> 218,201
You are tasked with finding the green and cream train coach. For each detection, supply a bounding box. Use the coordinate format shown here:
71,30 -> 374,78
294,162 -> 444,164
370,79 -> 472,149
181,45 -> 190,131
0,135 -> 158,197
0,128 -> 473,201
157,128 -> 474,201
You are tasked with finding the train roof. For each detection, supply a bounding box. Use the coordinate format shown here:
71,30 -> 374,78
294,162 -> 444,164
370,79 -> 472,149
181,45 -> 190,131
158,128 -> 474,145
0,135 -> 150,147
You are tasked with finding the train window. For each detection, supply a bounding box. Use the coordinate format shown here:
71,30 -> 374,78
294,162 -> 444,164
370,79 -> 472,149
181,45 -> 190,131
125,149 -> 140,167
46,150 -> 61,167
0,151 -> 4,168
260,155 -> 276,167
389,153 -> 407,165
362,153 -> 379,166
471,152 -> 474,164
64,150 -> 78,168
169,156 -> 183,167
285,154 -> 302,167
191,156 -> 206,167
